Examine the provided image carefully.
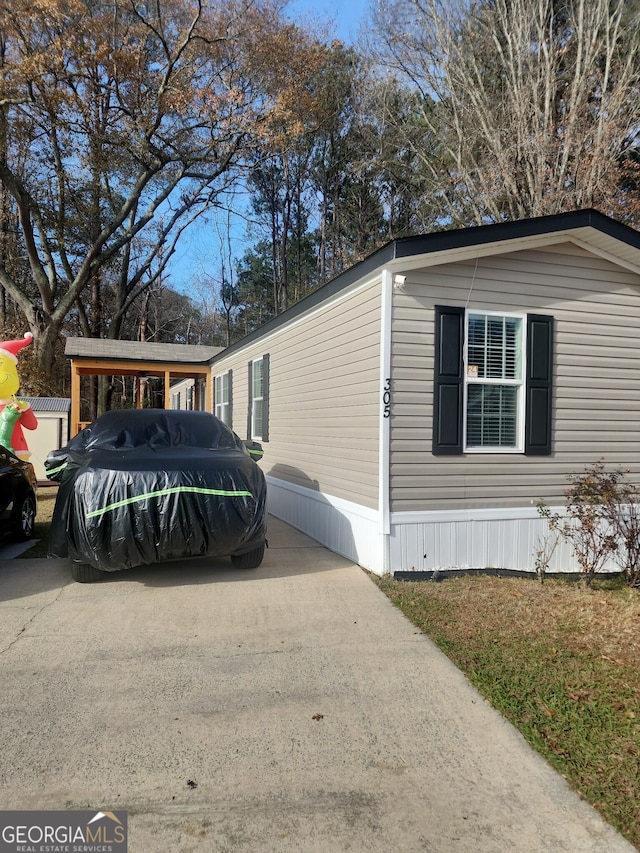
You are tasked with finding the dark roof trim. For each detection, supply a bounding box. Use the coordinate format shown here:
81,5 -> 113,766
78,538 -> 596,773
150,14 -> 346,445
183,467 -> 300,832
210,210 -> 640,364
211,209 -> 640,364
392,208 -> 640,258
213,241 -> 397,361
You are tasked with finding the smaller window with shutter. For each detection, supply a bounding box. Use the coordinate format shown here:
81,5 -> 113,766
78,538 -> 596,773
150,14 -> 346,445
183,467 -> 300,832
214,371 -> 232,426
248,355 -> 269,441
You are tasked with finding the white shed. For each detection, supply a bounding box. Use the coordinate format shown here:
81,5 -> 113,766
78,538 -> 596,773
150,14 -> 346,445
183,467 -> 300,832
22,397 -> 71,482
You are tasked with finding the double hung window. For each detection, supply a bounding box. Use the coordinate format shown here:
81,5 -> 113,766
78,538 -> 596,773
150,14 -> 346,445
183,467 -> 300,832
465,313 -> 524,451
433,306 -> 553,455
214,371 -> 232,425
248,355 -> 269,441
252,359 -> 264,439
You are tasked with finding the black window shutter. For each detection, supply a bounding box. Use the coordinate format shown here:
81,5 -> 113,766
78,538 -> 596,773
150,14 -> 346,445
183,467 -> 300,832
433,306 -> 464,455
228,369 -> 233,427
525,314 -> 553,455
247,361 -> 253,439
262,353 -> 270,442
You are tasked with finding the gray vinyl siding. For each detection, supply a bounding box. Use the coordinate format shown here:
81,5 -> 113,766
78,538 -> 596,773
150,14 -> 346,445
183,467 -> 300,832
212,279 -> 382,510
390,244 -> 640,512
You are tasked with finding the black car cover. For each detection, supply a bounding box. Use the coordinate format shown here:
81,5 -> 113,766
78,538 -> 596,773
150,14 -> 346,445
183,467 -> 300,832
46,409 -> 267,572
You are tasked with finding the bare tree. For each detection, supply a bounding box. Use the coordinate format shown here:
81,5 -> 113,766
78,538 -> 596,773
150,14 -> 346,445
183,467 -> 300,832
372,0 -> 640,225
0,0 -> 325,382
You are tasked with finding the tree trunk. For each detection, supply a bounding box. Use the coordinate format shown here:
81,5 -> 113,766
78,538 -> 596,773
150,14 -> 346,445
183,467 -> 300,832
31,322 -> 60,384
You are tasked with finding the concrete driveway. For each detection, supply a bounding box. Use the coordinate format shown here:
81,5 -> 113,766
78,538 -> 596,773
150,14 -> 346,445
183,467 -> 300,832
0,517 -> 635,853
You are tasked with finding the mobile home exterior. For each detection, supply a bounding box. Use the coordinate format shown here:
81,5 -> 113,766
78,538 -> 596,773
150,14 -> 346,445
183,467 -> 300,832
209,210 -> 640,575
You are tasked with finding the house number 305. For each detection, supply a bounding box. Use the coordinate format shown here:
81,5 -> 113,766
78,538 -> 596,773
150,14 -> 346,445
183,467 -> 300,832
383,378 -> 392,418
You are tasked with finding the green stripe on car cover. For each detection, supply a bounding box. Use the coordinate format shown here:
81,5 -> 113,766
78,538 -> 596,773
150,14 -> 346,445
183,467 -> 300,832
47,462 -> 67,477
86,485 -> 255,519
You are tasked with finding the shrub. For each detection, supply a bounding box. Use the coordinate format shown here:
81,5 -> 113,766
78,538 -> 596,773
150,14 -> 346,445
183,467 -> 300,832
540,460 -> 637,587
533,503 -> 560,584
599,477 -> 640,588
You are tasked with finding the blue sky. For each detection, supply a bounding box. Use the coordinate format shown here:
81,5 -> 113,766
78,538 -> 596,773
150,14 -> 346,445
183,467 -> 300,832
285,0 -> 371,43
166,1 -> 371,299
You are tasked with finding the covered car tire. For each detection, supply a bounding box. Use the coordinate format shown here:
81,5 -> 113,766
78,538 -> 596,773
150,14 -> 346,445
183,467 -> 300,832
12,492 -> 35,541
230,544 -> 265,570
71,562 -> 103,583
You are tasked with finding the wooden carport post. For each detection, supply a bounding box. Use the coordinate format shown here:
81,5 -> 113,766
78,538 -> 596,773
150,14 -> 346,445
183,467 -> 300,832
205,371 -> 212,412
71,362 -> 81,437
164,370 -> 171,409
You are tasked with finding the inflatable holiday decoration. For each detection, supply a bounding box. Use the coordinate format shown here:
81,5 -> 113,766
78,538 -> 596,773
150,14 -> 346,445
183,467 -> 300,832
0,403 -> 23,454
0,332 -> 38,459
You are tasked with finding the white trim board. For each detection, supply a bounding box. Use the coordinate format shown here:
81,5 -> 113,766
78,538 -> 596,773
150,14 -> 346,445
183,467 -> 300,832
391,505 -> 559,524
378,269 -> 393,569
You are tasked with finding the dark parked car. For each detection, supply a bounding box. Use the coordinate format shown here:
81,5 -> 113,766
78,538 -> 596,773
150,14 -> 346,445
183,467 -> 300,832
45,409 -> 267,583
0,445 -> 37,542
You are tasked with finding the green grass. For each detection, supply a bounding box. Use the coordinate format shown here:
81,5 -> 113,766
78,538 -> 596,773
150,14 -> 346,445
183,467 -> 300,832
373,574 -> 640,849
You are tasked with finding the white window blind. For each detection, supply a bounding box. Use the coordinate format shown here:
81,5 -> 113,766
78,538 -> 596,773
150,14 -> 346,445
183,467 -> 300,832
465,313 -> 524,450
251,359 -> 264,439
215,372 -> 231,425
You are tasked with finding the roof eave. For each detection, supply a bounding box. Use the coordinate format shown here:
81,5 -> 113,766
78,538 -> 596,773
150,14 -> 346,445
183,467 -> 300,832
211,210 -> 640,363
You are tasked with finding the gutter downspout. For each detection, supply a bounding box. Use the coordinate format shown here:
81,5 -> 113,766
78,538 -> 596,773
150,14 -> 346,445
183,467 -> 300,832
379,269 -> 393,573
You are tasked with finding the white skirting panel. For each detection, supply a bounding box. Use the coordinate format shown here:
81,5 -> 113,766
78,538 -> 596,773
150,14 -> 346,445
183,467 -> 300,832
389,506 -> 614,574
266,488 -> 620,576
266,476 -> 384,573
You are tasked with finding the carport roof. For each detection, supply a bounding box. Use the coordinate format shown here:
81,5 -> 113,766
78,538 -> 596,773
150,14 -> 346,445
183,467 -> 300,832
64,338 -> 220,437
65,337 -> 222,365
